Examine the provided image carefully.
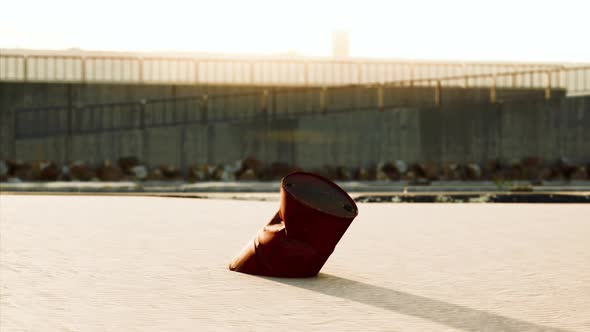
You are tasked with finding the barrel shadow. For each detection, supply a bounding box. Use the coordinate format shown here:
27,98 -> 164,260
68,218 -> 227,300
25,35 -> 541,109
263,273 -> 570,332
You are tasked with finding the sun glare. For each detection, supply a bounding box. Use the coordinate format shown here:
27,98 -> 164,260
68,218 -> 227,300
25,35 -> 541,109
1,0 -> 589,62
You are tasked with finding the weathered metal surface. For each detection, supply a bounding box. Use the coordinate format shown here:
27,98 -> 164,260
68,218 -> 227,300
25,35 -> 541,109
230,172 -> 358,277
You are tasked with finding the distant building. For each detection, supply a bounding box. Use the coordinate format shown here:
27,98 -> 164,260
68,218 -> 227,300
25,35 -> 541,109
332,31 -> 350,58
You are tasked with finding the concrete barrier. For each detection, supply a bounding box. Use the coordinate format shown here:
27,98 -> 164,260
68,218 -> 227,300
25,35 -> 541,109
1,81 -> 587,167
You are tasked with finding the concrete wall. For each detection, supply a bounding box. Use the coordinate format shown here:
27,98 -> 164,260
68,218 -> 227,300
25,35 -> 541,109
6,96 -> 590,168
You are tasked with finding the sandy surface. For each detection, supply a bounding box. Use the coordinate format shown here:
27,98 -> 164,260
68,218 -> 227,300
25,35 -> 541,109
1,195 -> 589,331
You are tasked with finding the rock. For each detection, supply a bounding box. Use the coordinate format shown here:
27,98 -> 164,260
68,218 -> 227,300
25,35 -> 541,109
148,168 -> 164,181
208,164 -> 239,182
335,166 -> 353,181
69,161 -> 95,181
242,157 -> 264,174
118,156 -> 141,175
159,165 -> 180,180
8,160 -> 34,181
226,160 -> 243,175
570,166 -> 588,180
375,162 -> 389,181
210,166 -> 227,181
0,160 -> 8,181
422,162 -> 440,180
537,167 -> 553,181
31,161 -> 60,181
237,168 -> 257,181
219,164 -> 237,181
410,162 -> 439,181
236,158 -> 261,181
465,163 -> 482,180
545,158 -> 573,180
381,162 -> 401,181
484,159 -> 503,181
355,167 -> 369,181
70,160 -> 96,181
521,156 -> 543,180
440,162 -> 458,180
557,157 -> 577,180
188,165 -> 209,182
97,160 -> 123,181
128,165 -> 146,181
393,160 -> 408,174
403,170 -> 417,182
60,165 -> 71,181
507,159 -> 524,180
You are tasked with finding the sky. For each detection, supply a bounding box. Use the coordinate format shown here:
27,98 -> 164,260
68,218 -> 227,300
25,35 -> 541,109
1,0 -> 589,62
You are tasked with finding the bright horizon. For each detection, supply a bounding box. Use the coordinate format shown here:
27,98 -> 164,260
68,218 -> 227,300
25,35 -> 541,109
1,0 -> 590,63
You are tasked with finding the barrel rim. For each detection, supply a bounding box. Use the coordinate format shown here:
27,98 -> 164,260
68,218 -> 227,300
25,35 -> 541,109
281,171 -> 359,219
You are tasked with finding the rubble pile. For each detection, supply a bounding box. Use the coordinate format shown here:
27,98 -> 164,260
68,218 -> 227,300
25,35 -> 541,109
1,156 -> 589,183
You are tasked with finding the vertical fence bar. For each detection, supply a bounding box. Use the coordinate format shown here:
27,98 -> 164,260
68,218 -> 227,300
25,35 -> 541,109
463,64 -> 469,88
377,84 -> 384,111
320,87 -> 327,113
138,58 -> 144,83
193,60 -> 200,85
139,99 -> 149,166
11,107 -> 17,159
545,71 -> 552,100
23,55 -> 28,82
261,89 -> 269,115
179,101 -> 187,175
65,85 -> 73,163
201,94 -> 209,123
512,72 -> 518,88
357,63 -> 362,84
249,61 -> 255,85
490,75 -> 497,103
81,57 -> 86,83
434,80 -> 442,107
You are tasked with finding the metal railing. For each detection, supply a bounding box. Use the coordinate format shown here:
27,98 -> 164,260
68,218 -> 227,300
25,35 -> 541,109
1,49 -> 573,88
13,65 -> 589,140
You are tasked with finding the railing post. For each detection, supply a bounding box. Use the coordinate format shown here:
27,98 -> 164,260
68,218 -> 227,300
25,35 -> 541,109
377,84 -> 384,111
357,63 -> 362,84
23,55 -> 28,82
250,61 -> 255,85
320,87 -> 327,113
261,89 -> 269,115
194,60 -> 200,84
81,57 -> 87,83
65,84 -> 74,163
490,75 -> 497,104
11,107 -> 17,159
139,99 -> 150,166
179,102 -> 187,176
201,94 -> 209,122
409,64 -> 414,87
463,64 -> 468,88
434,80 -> 442,107
138,57 -> 144,83
512,73 -> 518,88
545,71 -> 552,100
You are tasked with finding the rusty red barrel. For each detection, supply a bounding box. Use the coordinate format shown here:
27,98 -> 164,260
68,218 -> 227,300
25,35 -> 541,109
229,171 -> 358,277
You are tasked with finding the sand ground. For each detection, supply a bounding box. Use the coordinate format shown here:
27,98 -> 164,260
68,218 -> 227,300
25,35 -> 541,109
1,195 -> 589,331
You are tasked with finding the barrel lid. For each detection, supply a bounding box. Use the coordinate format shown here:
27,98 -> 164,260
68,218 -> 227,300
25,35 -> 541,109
282,172 -> 358,219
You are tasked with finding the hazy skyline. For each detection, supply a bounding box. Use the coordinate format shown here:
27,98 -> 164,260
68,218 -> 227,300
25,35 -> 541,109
1,0 -> 589,62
